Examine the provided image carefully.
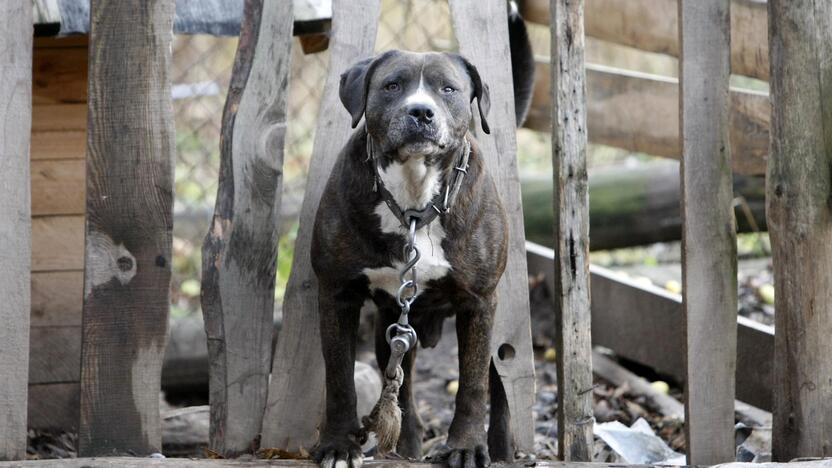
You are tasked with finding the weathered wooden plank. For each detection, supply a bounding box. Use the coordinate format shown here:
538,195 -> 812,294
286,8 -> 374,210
525,61 -> 770,176
767,0 -> 832,460
79,0 -> 176,456
32,216 -> 84,271
0,458 -> 758,468
201,0 -> 293,456
32,159 -> 86,216
262,0 -> 381,451
34,36 -> 89,48
519,0 -> 769,81
0,0 -> 33,461
29,383 -> 80,431
678,1 -> 738,464
32,130 -> 87,160
547,0 -> 593,461
447,0 -> 537,455
33,45 -> 88,105
525,242 -> 775,412
29,326 -> 82,384
32,103 -> 87,131
32,271 -> 84,327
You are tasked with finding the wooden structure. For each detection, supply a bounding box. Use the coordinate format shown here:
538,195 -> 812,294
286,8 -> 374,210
201,0 -> 294,456
79,0 -> 176,456
1,0 -> 831,465
549,0 -> 593,460
767,0 -> 832,460
23,0 -> 329,434
678,0 -> 737,464
0,0 -> 33,462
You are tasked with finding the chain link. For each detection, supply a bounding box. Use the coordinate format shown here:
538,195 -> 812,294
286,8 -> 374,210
395,218 -> 421,317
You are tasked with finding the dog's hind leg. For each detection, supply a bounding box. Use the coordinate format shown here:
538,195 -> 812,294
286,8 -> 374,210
375,307 -> 425,459
314,282 -> 366,468
487,360 -> 515,461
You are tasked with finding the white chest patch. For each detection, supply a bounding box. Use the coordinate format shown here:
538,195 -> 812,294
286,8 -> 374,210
363,158 -> 452,298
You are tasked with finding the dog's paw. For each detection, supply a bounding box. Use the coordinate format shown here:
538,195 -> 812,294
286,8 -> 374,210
428,444 -> 490,468
313,436 -> 363,468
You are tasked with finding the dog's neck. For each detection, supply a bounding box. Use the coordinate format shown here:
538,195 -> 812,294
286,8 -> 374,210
369,135 -> 463,212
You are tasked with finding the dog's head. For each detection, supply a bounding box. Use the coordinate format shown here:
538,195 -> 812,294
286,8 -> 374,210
339,50 -> 490,159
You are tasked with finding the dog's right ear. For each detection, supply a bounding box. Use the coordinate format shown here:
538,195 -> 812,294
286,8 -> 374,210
339,57 -> 374,128
339,51 -> 397,128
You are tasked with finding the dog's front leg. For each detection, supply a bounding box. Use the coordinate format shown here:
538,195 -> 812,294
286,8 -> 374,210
441,295 -> 495,468
313,282 -> 364,468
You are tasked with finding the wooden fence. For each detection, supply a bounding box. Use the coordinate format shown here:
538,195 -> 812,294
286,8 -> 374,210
1,0 -> 831,465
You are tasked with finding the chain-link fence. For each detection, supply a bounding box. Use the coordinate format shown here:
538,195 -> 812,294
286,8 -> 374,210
169,0 -> 550,317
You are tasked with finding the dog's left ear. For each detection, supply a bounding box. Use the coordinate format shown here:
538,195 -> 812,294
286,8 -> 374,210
457,56 -> 491,134
339,51 -> 397,128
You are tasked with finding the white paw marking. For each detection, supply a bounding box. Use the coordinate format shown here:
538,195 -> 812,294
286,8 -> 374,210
334,460 -> 348,468
351,455 -> 364,468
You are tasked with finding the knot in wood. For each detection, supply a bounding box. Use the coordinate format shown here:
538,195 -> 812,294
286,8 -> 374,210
117,256 -> 134,272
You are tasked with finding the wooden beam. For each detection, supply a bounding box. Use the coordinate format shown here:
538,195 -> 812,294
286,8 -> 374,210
29,327 -> 81,384
32,216 -> 84,271
678,0 -> 737,464
32,159 -> 86,215
32,271 -> 84,327
525,61 -> 769,176
79,0 -> 175,456
0,0 -> 33,461
449,0 -> 537,455
261,0 -> 382,451
767,0 -> 832,460
32,103 -> 87,131
519,0 -> 769,81
33,45 -> 88,104
7,457 -> 832,468
548,0 -> 594,461
201,0 -> 293,457
525,242 -> 775,412
32,130 -> 87,160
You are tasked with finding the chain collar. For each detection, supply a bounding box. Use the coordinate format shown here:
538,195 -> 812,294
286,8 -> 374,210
367,132 -> 471,231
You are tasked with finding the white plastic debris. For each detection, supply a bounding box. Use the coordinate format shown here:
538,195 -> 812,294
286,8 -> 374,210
594,418 -> 686,465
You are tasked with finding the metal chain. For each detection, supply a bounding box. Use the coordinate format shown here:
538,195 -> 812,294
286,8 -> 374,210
384,218 -> 420,379
395,218 -> 420,316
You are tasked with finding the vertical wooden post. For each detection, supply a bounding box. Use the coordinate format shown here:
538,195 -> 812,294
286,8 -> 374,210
201,0 -> 293,457
768,0 -> 832,460
449,0 -> 537,454
0,0 -> 33,461
261,0 -> 381,451
678,0 -> 737,464
79,0 -> 175,456
549,0 -> 594,461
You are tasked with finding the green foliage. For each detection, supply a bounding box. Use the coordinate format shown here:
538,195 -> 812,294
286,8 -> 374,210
275,222 -> 299,301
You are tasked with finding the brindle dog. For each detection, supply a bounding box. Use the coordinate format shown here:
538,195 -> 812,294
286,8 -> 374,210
310,11 -> 533,468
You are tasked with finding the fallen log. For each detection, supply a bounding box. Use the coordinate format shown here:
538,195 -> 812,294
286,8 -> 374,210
592,351 -> 684,420
522,161 -> 766,250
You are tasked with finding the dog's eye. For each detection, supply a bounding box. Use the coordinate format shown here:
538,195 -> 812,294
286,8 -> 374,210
384,82 -> 400,92
441,86 -> 456,94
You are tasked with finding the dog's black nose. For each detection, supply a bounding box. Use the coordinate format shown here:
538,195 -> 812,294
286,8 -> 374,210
407,104 -> 434,124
